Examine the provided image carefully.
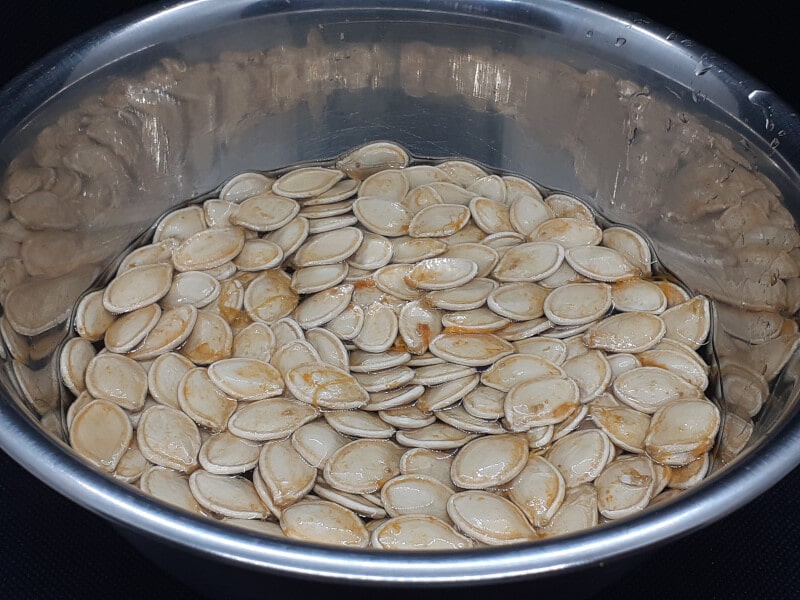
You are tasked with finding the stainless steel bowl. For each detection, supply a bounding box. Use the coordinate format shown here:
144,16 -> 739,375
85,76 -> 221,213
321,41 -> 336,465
1,0 -> 800,588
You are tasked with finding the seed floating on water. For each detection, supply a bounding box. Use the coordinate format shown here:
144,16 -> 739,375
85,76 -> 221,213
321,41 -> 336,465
61,140 -> 726,550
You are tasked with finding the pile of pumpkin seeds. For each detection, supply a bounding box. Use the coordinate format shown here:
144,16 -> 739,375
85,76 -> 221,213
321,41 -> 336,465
59,141 -> 719,549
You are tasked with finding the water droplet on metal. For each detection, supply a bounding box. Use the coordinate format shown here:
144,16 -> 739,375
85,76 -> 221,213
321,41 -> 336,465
586,30 -> 594,37
666,32 -> 677,41
615,37 -> 627,47
748,90 -> 776,132
694,63 -> 711,77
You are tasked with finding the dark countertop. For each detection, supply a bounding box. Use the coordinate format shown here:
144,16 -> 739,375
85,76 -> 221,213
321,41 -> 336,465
2,1 -> 799,598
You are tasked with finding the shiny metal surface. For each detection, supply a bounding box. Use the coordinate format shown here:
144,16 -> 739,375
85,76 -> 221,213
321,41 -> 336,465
1,0 -> 800,584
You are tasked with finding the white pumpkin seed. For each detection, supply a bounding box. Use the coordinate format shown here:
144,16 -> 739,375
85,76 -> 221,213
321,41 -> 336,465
408,203 -> 471,238
451,434 -> 529,489
505,454 -> 565,527
405,257 -> 477,291
298,199 -> 354,219
280,500 -> 369,547
583,312 -> 666,353
243,269 -> 299,325
219,172 -> 274,203
496,317 -> 553,341
160,271 -> 221,310
668,453 -> 710,490
395,423 -> 477,450
232,239 -> 284,271
403,165 -> 451,188
172,227 -> 245,272
349,349 -> 411,373
178,367 -> 238,431
59,336 -> 96,396
378,405 -> 437,429
606,353 -> 642,379
426,277 -> 497,311
469,196 -> 514,234
371,515 -> 473,550
179,311 -> 233,365
435,404 -> 505,434
638,346 -> 709,390
462,385 -> 506,420
203,199 -> 240,228
137,404 -> 201,473
441,308 -> 510,333
198,431 -> 261,475
565,245 -> 640,282
390,236 -> 448,264
325,410 -> 396,439
660,296 -> 711,350
645,399 -> 720,466
428,332 -> 514,367
264,216 -> 309,256
595,455 -> 656,520
354,301 -> 398,353
613,366 -> 704,414
258,438 -> 316,508
492,242 -> 565,282
153,206 -> 207,243
530,217 -> 603,248
545,193 -> 594,222
412,363 -> 476,386
303,178 -> 361,206
117,239 -> 178,276
189,470 -> 269,519
139,466 -> 204,515
610,278 -> 667,314
487,282 -> 549,321
272,167 -> 344,199
228,396 -> 318,441
481,353 -> 564,392
290,420 -> 349,468
285,363 -> 369,410
511,337 -> 567,365
74,290 -> 117,341
543,282 -> 612,326
447,491 -> 537,545
364,385 -> 426,412
127,305 -> 198,361
602,227 -> 653,275
504,375 -> 581,430
538,484 -> 598,538
335,141 -> 410,178
84,353 -> 148,411
398,300 -> 442,355
293,227 -> 363,267
312,480 -> 387,520
307,214 -> 359,234
352,197 -> 412,237
325,303 -> 365,340
103,263 -> 173,313
546,429 -> 613,487
401,185 -> 444,215
354,366 -> 415,393
323,439 -> 404,494
359,169 -> 409,202
69,399 -> 132,472
144,353 -> 193,410
416,374 -> 480,413
294,284 -> 354,329
113,438 -> 149,484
